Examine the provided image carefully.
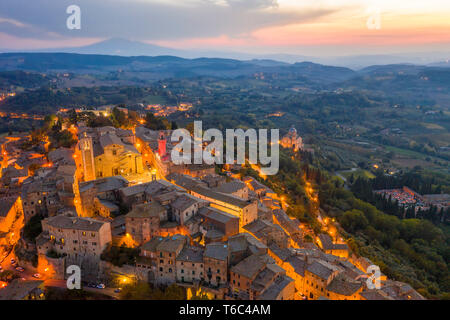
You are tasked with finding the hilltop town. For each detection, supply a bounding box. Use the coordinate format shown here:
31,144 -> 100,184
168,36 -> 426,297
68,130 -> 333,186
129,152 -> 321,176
0,108 -> 426,300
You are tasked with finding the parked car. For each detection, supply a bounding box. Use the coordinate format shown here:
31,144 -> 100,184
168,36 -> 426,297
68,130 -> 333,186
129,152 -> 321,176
96,284 -> 106,289
32,273 -> 42,279
10,259 -> 15,265
114,288 -> 122,293
87,282 -> 96,288
0,266 -> 3,271
15,266 -> 24,272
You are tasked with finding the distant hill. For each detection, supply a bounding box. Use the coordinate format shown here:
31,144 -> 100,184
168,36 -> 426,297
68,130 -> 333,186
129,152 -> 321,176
0,52 -> 356,83
428,60 -> 450,68
52,38 -> 187,57
2,38 -> 448,68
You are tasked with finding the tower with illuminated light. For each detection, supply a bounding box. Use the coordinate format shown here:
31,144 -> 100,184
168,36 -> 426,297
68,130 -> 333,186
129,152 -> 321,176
79,132 -> 96,182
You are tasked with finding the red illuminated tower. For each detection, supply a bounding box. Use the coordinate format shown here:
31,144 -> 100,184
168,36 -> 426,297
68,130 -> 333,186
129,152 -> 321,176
158,131 -> 166,158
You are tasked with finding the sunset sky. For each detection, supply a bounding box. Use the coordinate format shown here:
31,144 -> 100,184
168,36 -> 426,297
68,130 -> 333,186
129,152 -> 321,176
1,0 -> 450,56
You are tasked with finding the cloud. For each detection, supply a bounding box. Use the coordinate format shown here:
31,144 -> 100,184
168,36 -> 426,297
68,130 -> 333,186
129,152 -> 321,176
222,0 -> 279,9
0,17 -> 28,28
0,0 -> 335,43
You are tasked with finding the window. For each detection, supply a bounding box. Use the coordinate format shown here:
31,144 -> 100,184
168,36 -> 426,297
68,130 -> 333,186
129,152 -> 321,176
169,268 -> 172,273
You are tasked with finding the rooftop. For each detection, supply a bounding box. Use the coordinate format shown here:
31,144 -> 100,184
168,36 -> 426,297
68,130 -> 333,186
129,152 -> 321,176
231,254 -> 267,279
259,275 -> 294,300
213,180 -> 247,194
326,274 -> 362,296
306,259 -> 339,280
171,194 -> 201,212
44,215 -> 107,232
156,235 -> 187,253
190,185 -> 251,209
0,280 -> 44,300
204,243 -> 228,261
126,202 -> 166,219
199,206 -> 238,224
176,246 -> 204,263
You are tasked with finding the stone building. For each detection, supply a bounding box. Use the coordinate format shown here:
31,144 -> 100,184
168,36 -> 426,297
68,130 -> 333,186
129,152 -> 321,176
153,235 -> 188,285
125,202 -> 167,245
317,234 -> 349,258
198,206 -> 240,242
186,184 -> 258,229
280,127 -> 303,152
230,254 -> 267,298
0,279 -> 45,300
170,194 -> 206,226
78,126 -> 143,181
176,246 -> 205,284
213,180 -> 249,200
203,242 -> 229,287
37,215 -> 112,278
79,176 -> 128,217
303,259 -> 341,300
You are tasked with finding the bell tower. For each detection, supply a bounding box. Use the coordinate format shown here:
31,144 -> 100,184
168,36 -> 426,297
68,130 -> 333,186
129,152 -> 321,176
80,132 -> 96,181
158,131 -> 166,158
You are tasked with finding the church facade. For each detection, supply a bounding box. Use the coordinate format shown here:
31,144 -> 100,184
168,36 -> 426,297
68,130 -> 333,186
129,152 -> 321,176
78,126 -> 143,181
280,127 -> 303,152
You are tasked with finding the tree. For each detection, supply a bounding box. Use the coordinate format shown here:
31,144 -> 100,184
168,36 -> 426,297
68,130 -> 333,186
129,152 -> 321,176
111,107 -> 127,128
23,214 -> 44,241
339,209 -> 369,233
144,113 -> 171,130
